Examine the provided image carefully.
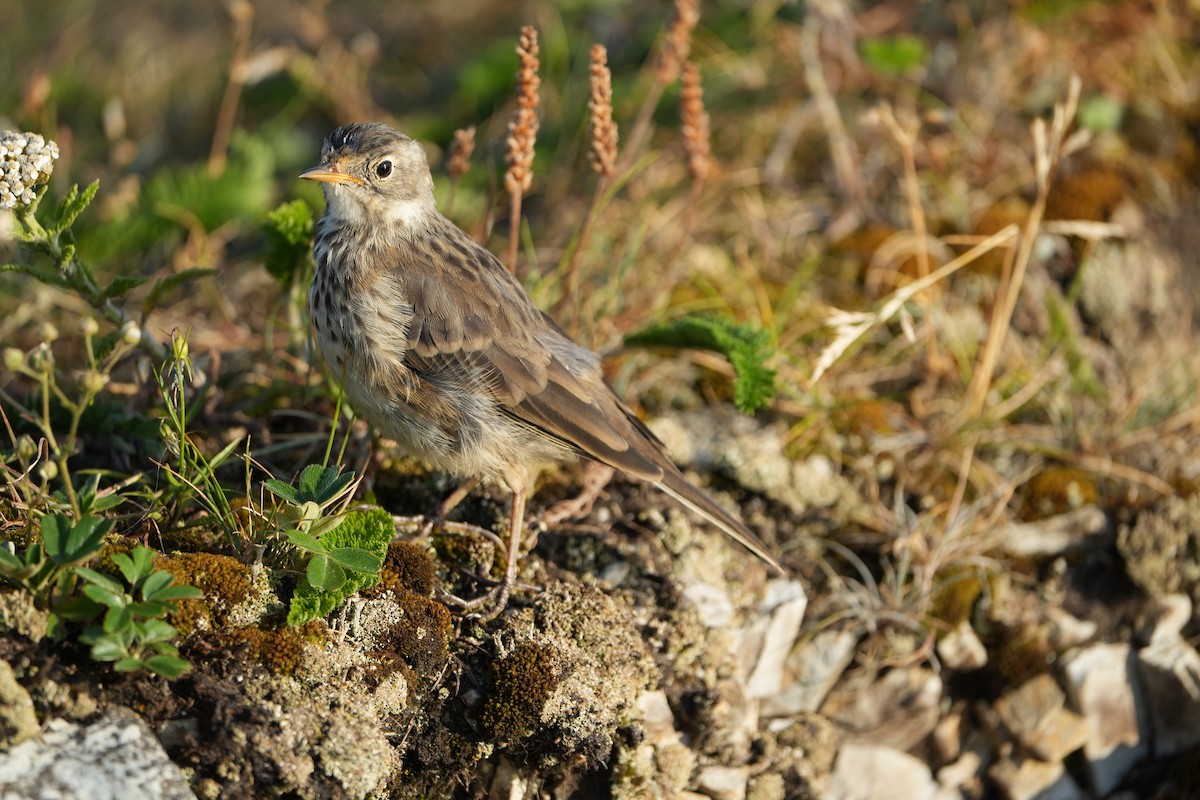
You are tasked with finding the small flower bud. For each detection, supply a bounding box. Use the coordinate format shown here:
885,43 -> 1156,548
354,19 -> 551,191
80,317 -> 100,337
171,331 -> 189,361
38,322 -> 59,343
28,343 -> 54,373
120,321 -> 142,346
16,435 -> 36,460
37,460 -> 59,482
82,369 -> 109,394
3,348 -> 25,372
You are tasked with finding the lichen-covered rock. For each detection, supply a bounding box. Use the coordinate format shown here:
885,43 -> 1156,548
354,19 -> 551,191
1119,494 -> 1200,599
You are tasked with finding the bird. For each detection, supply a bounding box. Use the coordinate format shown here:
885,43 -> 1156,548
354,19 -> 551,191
301,122 -> 784,615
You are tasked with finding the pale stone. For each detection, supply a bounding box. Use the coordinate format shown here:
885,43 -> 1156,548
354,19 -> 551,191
826,743 -> 938,800
1062,643 -> 1149,797
0,707 -> 195,799
682,580 -> 736,628
988,756 -> 1084,800
745,580 -> 807,699
0,659 -> 38,749
937,620 -> 987,671
1137,620 -> 1200,757
760,628 -> 857,718
695,765 -> 749,800
996,505 -> 1109,557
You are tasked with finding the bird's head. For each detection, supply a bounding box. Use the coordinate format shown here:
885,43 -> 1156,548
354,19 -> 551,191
300,123 -> 435,230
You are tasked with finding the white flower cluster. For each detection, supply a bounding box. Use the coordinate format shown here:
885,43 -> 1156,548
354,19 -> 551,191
1,131 -> 60,210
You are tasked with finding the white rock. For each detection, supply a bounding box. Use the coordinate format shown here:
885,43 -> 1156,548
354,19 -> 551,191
1062,643 -> 1149,797
937,621 -> 987,671
746,580 -> 807,699
683,581 -> 736,629
1137,601 -> 1200,757
0,707 -> 195,799
761,628 -> 858,718
988,756 -> 1084,800
825,743 -> 938,800
996,505 -> 1108,557
638,690 -> 681,747
1045,607 -> 1098,650
695,764 -> 749,800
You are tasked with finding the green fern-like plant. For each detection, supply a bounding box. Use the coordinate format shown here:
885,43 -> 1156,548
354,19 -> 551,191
624,314 -> 778,413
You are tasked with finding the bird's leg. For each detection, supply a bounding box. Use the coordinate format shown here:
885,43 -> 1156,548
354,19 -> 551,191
440,483 -> 528,621
417,476 -> 481,540
539,463 -> 615,529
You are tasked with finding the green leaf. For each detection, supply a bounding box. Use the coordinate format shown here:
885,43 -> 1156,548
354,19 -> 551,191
101,274 -> 151,302
624,315 -> 778,413
298,464 -> 325,498
860,34 -> 928,77
149,584 -> 203,602
287,507 -> 392,626
88,636 -> 128,662
264,478 -> 299,504
103,605 -> 133,633
74,567 -> 124,595
0,263 -> 76,290
111,553 -> 138,585
286,529 -> 326,555
49,181 -> 100,237
143,654 -> 192,678
114,657 -> 146,672
139,619 -> 180,644
82,583 -> 126,609
326,547 -> 383,575
63,515 -> 112,564
129,600 -> 171,618
140,570 -> 173,599
40,514 -> 71,561
305,554 -> 346,592
0,548 -> 23,571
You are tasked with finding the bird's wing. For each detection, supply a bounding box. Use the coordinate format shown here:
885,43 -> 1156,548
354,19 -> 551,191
398,224 -> 665,481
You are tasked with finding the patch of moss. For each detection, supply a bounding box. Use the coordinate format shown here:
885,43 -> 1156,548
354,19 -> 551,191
480,641 -> 561,744
929,567 -> 992,630
375,541 -> 437,597
1021,466 -> 1099,519
224,620 -> 327,675
157,552 -> 252,637
971,197 -> 1030,275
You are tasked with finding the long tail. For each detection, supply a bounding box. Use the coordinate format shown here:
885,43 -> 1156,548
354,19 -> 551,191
655,466 -> 786,576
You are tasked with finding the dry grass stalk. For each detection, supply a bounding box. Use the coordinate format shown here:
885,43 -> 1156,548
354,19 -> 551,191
963,76 -> 1087,419
799,17 -> 864,207
504,25 -> 541,275
560,44 -> 620,331
810,225 -> 1020,385
444,125 -> 476,216
623,0 -> 700,167
208,0 -> 254,176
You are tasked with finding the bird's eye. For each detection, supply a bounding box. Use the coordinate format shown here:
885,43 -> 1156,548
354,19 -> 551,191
375,160 -> 393,179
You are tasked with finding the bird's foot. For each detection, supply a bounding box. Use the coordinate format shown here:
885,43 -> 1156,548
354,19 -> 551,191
539,463 -> 615,528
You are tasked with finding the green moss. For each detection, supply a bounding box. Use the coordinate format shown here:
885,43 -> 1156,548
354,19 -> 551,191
287,507 -> 392,626
1021,466 -> 1099,519
480,641 -> 561,744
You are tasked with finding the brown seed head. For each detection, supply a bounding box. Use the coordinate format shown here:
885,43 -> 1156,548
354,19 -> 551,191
657,0 -> 700,85
681,61 -> 712,183
505,26 -> 541,196
587,44 -> 618,178
448,126 -> 476,181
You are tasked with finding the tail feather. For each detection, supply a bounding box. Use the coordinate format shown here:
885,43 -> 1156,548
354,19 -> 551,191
654,466 -> 786,576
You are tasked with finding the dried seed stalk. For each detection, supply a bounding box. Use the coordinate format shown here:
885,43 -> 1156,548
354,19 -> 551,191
680,61 -> 712,183
587,44 -> 618,178
505,25 -> 541,273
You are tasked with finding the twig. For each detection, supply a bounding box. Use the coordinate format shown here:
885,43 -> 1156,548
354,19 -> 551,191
209,0 -> 254,176
621,0 -> 699,169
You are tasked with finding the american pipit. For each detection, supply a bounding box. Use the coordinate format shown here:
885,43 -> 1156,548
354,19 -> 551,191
301,123 -> 783,615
